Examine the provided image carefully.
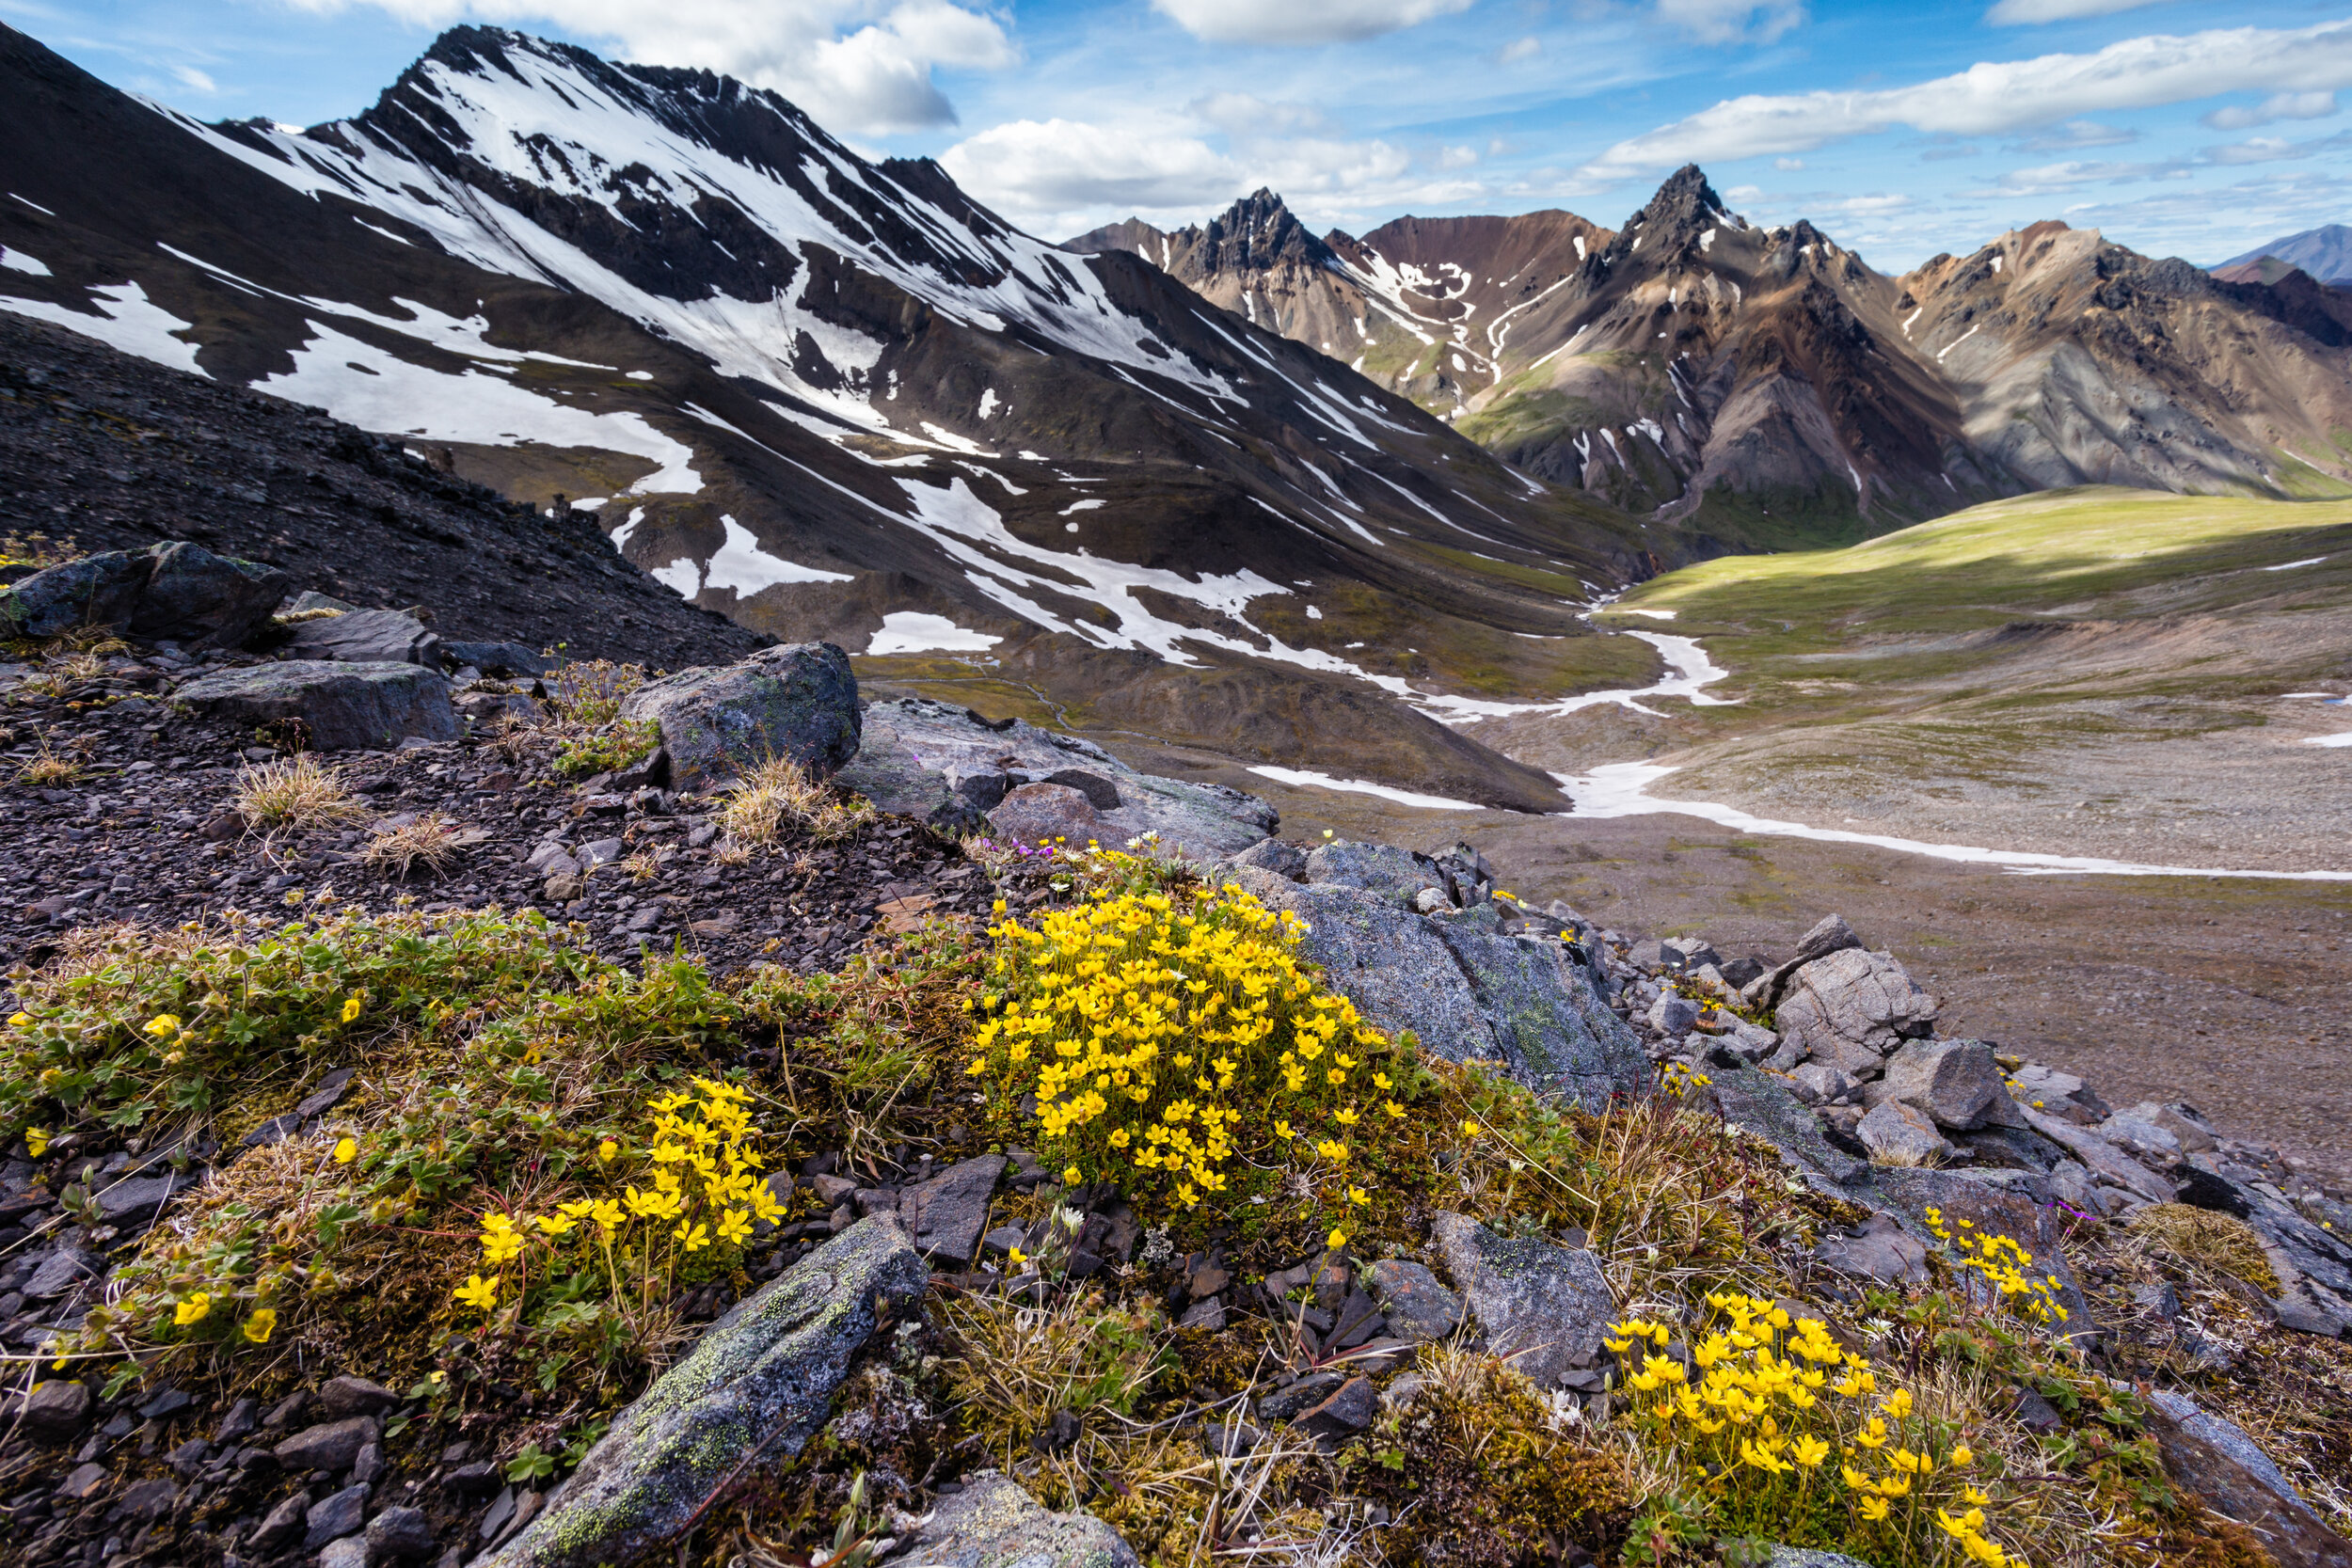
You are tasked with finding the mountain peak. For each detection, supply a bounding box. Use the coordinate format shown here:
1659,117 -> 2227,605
1629,165 -> 1732,237
1198,186 -> 1336,273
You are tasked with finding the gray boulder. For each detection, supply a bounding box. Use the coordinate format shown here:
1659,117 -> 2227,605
478,1215 -> 927,1568
1857,1101 -> 1955,1166
20,1380 -> 91,1443
989,783 -> 1104,847
1755,912 -> 1864,1006
1430,1212 -> 1613,1388
836,697 -> 1274,855
1878,1038 -> 2025,1131
619,642 -> 861,790
899,1471 -> 1138,1568
1226,838 -> 1309,880
175,659 -> 458,751
287,608 -> 441,666
896,1155 -> 1005,1265
1432,918 -> 1652,1107
2021,1106 -> 2172,1204
1769,948 -> 1937,1077
0,541 -> 286,649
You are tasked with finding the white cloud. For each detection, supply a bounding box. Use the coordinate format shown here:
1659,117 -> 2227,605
1773,155 -> 1804,169
2202,131 -> 2352,166
1576,19 -> 2352,183
941,118 -> 1239,223
1150,0 -> 1473,46
287,0 -> 1016,133
1438,144 -> 1479,167
1498,35 -> 1540,63
2010,118 -> 2136,150
1655,0 -> 1805,45
1975,157 -> 2181,196
1986,0 -> 2165,24
170,64 -> 218,93
1189,92 -> 1327,135
2203,88 -> 2339,130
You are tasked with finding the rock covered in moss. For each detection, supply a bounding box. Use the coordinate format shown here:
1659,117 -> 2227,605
901,1470 -> 1139,1568
620,641 -> 861,789
0,540 -> 286,647
478,1214 -> 927,1568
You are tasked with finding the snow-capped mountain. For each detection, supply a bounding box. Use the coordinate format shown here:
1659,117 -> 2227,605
0,22 -> 1651,807
1083,170 -> 2352,546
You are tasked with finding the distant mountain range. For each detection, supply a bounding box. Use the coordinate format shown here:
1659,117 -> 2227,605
1075,175 -> 2352,546
2219,225 -> 2352,286
0,22 -> 1655,808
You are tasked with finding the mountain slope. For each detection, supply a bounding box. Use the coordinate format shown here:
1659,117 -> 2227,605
2222,224 -> 2352,285
0,22 -> 1669,808
1082,172 -> 2352,548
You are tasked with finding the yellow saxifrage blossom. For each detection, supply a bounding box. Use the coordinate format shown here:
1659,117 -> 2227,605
966,881 -> 1402,1220
1610,1292 -> 2023,1567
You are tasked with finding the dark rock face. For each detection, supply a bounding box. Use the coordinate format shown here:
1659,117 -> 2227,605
896,1154 -> 1005,1265
479,1215 -> 927,1568
174,658 -> 459,750
2144,1391 -> 2352,1568
0,540 -> 286,647
620,641 -> 860,789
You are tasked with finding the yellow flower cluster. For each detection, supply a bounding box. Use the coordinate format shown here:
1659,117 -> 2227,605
452,1077 -> 783,1316
1924,1206 -> 2069,1325
1611,1292 -> 2022,1567
968,883 -> 1394,1212
1659,1060 -> 1713,1098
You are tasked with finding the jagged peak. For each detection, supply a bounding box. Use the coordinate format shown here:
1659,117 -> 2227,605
1196,186 -> 1337,274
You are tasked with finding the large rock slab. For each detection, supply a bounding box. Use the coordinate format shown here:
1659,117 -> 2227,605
1302,841 -> 1448,908
2173,1159 -> 2352,1328
175,660 -> 458,751
287,608 -> 441,666
479,1215 -> 927,1568
837,698 -> 1274,855
899,1471 -> 1138,1568
1228,866 -> 1646,1109
2145,1391 -> 2352,1568
1769,948 -> 1937,1077
1430,1212 -> 1613,1388
1705,1063 -> 1872,1190
0,541 -> 287,649
988,783 -> 1104,847
619,642 -> 861,789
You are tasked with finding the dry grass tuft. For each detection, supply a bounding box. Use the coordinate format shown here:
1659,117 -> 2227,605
2128,1203 -> 2281,1294
16,739 -> 81,786
939,1288 -> 1168,1462
234,753 -> 369,832
358,816 -> 466,880
719,755 -> 872,847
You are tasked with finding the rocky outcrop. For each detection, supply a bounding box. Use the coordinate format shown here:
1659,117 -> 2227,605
173,658 -> 458,750
479,1215 -> 928,1568
2143,1391 -> 2352,1567
286,607 -> 442,666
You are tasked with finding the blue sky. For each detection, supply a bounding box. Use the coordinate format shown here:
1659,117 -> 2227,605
14,0 -> 2352,269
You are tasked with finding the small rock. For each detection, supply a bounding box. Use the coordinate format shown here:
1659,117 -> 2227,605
317,1373 -> 400,1419
118,1476 -> 180,1519
1257,1371 -> 1346,1425
307,1482 -> 372,1549
1812,1212 -> 1929,1285
320,1537 -> 373,1568
368,1504 -> 438,1561
988,782 -> 1103,847
1879,1038 -> 2021,1131
1292,1376 -> 1377,1442
214,1396 -> 261,1446
479,1487 -> 517,1544
443,1461 -> 501,1499
1646,994 -> 1702,1036
56,1461 -> 108,1499
354,1440 -> 385,1485
1788,1062 -> 1857,1105
20,1379 -> 91,1443
23,1246 -> 99,1300
274,1415 -> 378,1473
1203,1418 -> 1260,1458
168,1436 -> 212,1476
139,1384 -> 194,1421
250,1490 -> 310,1550
895,1154 -> 1006,1265
1365,1259 -> 1466,1343
1177,1297 -> 1225,1331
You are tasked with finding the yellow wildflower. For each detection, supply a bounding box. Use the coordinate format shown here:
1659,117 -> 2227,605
454,1275 -> 499,1310
173,1292 -> 213,1327
242,1308 -> 278,1343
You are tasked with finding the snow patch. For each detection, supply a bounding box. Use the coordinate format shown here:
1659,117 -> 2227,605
2303,731 -> 2352,748
0,247 -> 51,277
1557,763 -> 2351,880
977,388 -> 999,420
1059,498 -> 1105,516
866,611 -> 1001,655
1,280 -> 206,375
2264,556 -> 2328,571
1248,768 -> 1486,812
701,515 -> 852,594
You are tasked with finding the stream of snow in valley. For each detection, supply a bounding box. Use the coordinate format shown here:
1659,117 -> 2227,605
1269,624 -> 2352,879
